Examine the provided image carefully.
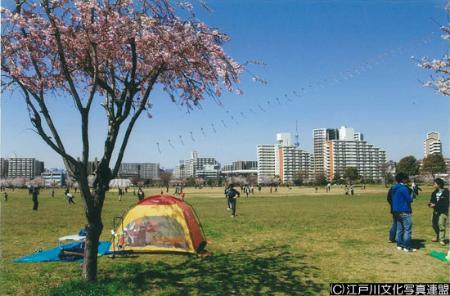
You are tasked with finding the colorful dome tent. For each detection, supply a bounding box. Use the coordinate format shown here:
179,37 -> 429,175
110,194 -> 206,254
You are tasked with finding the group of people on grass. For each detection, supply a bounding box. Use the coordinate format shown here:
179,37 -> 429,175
387,172 -> 449,252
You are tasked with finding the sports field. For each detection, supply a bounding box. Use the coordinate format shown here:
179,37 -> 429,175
1,185 -> 449,295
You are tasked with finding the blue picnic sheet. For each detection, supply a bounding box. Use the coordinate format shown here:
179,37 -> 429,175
15,241 -> 111,263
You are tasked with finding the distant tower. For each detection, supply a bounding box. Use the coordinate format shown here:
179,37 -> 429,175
294,121 -> 300,147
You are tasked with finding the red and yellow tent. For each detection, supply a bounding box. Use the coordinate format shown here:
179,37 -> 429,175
111,195 -> 206,254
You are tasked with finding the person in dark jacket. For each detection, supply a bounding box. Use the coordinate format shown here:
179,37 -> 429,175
137,187 -> 145,201
225,184 -> 240,218
428,178 -> 449,245
391,173 -> 416,252
412,180 -> 421,197
32,187 -> 39,210
387,186 -> 396,243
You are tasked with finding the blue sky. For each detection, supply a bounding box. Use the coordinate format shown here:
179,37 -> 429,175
1,0 -> 449,169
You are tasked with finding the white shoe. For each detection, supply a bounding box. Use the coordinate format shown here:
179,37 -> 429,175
403,248 -> 417,253
396,246 -> 403,251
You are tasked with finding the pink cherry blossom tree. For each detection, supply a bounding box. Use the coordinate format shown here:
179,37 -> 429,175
418,3 -> 450,95
1,0 -> 241,281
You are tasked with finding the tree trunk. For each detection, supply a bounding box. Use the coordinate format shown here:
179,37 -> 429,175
82,206 -> 103,282
77,160 -> 110,282
79,180 -> 106,282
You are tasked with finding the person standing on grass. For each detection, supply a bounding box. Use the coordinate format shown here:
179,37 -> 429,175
387,184 -> 397,243
137,187 -> 145,201
392,172 -> 416,252
428,178 -> 449,246
412,180 -> 421,198
226,184 -> 240,218
118,187 -> 123,201
32,187 -> 39,210
224,185 -> 232,210
3,191 -> 8,202
244,185 -> 250,198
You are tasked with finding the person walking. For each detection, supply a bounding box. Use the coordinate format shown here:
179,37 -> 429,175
350,185 -> 354,196
225,184 -> 240,218
392,173 -> 416,252
428,178 -> 449,246
51,188 -> 55,198
66,192 -> 76,204
3,191 -> 8,202
32,187 -> 39,211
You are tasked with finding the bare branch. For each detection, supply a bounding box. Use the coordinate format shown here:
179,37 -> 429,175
112,64 -> 164,177
17,81 -> 78,167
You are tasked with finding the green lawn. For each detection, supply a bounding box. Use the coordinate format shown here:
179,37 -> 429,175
1,186 -> 449,295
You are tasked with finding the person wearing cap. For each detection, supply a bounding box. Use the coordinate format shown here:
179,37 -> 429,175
391,172 -> 416,252
428,178 -> 449,245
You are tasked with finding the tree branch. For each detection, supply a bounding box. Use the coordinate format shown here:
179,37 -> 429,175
42,0 -> 83,111
112,64 -> 164,177
17,81 -> 78,168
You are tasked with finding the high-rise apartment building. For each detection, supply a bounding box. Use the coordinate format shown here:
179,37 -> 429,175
221,161 -> 258,176
322,127 -> 385,181
118,162 -> 160,180
7,157 -> 44,179
140,163 -> 160,180
313,128 -> 339,176
275,145 -> 311,184
257,133 -> 311,184
256,144 -> 277,184
174,151 -> 220,179
0,158 -> 8,178
424,132 -> 442,157
118,163 -> 140,178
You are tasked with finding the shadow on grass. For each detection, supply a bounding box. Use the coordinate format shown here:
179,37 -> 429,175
411,239 -> 426,250
49,245 -> 324,295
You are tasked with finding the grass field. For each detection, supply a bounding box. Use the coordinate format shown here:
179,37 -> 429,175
1,185 -> 449,295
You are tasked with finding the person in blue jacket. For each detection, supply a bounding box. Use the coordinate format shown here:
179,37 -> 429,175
391,172 -> 416,252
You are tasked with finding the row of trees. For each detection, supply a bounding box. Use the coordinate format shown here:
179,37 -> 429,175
396,154 -> 447,178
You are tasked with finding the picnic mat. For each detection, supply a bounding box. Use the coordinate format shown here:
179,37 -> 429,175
15,241 -> 111,263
